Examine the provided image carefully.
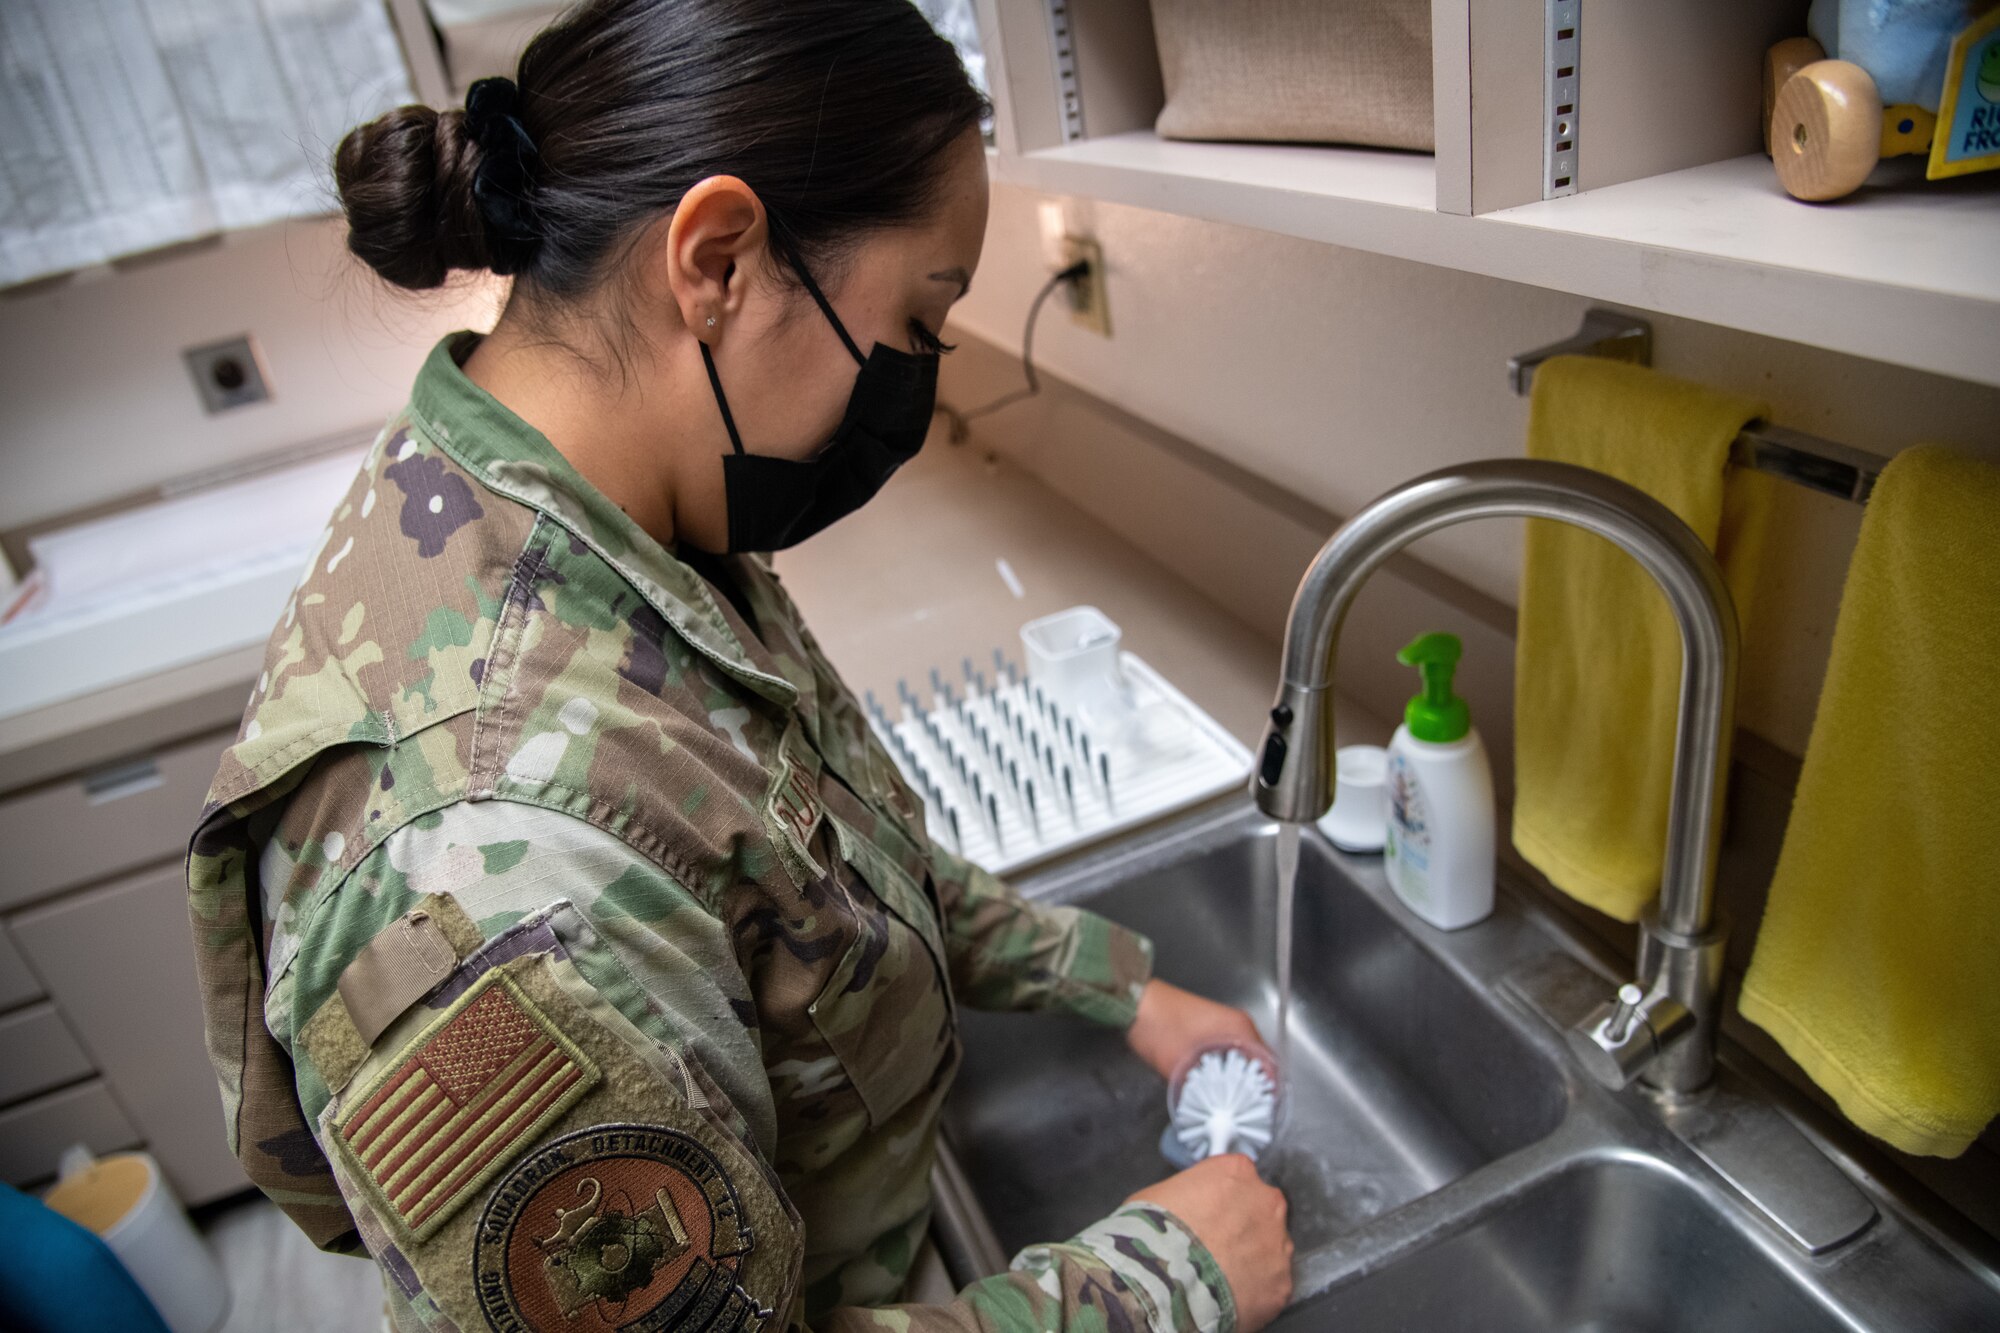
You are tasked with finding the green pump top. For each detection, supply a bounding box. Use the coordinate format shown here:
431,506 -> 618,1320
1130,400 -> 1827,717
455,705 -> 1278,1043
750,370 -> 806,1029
1397,632 -> 1471,743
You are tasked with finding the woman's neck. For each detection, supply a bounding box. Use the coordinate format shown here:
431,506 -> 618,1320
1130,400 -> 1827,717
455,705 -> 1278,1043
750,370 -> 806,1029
461,317 -> 684,546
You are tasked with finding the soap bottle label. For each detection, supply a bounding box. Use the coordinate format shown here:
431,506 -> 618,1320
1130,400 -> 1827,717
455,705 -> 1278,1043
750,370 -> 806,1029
1386,750 -> 1431,907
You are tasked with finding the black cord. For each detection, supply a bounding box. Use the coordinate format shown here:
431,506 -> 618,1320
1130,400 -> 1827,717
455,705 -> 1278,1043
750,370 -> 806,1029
939,259 -> 1091,441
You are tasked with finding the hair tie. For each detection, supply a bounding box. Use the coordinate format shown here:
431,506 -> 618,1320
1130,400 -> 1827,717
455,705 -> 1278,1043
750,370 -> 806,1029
463,76 -> 541,275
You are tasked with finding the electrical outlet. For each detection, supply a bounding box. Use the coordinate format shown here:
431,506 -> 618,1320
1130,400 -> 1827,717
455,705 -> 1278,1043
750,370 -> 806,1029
1061,236 -> 1110,338
184,334 -> 272,413
1038,200 -> 1071,269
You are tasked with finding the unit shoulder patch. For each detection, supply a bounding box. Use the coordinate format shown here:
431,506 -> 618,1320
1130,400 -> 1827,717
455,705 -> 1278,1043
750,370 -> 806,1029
473,1123 -> 773,1333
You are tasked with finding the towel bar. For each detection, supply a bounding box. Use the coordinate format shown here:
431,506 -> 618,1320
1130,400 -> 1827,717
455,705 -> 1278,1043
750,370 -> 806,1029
1509,311 -> 1882,505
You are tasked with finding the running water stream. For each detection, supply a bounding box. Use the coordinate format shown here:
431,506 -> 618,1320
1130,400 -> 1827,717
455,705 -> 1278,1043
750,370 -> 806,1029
1273,821 -> 1302,1075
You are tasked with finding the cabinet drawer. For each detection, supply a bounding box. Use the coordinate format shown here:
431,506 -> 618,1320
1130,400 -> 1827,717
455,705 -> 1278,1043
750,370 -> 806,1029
0,1002 -> 92,1104
0,926 -> 40,1010
12,863 -> 248,1204
0,1080 -> 140,1188
0,725 -> 234,911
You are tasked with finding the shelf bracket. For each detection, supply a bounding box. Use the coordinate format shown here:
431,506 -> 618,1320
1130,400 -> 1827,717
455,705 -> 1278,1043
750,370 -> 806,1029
1046,0 -> 1086,143
1544,0 -> 1581,197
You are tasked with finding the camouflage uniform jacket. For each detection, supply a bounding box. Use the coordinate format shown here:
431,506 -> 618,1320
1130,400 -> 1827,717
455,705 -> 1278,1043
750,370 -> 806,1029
187,332 -> 1237,1333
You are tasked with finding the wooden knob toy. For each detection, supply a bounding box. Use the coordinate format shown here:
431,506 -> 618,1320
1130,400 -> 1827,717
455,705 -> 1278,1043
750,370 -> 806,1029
1763,36 -> 1826,156
1772,59 -> 1883,201
1764,10 -> 2000,202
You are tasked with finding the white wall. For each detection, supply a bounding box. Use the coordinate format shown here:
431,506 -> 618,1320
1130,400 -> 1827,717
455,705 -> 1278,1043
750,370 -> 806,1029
947,181 -> 2000,757
0,218 -> 502,532
6,178 -> 1996,758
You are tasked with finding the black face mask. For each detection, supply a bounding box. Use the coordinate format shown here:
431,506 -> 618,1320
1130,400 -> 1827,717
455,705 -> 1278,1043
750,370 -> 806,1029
699,243 -> 939,553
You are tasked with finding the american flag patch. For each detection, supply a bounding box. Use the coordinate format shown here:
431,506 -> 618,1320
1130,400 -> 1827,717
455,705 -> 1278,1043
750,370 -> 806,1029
334,970 -> 599,1242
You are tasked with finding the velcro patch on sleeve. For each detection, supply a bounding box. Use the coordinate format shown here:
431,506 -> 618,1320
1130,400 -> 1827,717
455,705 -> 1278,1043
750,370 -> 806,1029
333,969 -> 600,1243
337,905 -> 461,1046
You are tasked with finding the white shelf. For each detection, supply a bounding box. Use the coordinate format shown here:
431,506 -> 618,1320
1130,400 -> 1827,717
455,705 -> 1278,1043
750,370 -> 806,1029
993,133 -> 2000,388
1485,156 -> 2000,387
993,133 -> 1439,252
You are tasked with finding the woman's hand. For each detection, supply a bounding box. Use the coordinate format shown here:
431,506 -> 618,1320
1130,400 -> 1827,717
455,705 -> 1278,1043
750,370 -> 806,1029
1127,1155 -> 1293,1333
1126,979 -> 1267,1081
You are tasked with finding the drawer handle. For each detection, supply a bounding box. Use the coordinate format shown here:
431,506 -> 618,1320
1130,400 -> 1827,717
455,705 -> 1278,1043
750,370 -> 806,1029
83,758 -> 165,805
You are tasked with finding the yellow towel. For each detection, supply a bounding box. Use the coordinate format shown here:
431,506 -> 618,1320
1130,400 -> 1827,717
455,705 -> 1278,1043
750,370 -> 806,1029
1739,446 -> 2000,1158
1513,356 -> 1770,923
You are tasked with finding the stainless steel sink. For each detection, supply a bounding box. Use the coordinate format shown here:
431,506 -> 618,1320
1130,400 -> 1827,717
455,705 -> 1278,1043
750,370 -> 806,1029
945,815 -> 1565,1254
933,803 -> 2000,1331
1292,1161 -> 1847,1333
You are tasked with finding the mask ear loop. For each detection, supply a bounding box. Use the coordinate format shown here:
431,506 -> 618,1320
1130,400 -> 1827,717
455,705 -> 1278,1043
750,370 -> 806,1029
770,230 -> 867,368
700,341 -> 747,456
703,230 -> 868,458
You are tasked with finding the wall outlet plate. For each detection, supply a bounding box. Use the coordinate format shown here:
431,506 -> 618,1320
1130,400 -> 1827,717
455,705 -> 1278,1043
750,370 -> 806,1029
1061,236 -> 1110,338
184,334 -> 272,413
1039,199 -> 1071,268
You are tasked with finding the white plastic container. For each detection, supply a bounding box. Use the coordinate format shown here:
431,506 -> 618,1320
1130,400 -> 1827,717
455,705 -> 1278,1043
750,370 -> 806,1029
1318,744 -> 1389,854
1020,605 -> 1126,721
43,1147 -> 230,1333
1382,633 -> 1494,931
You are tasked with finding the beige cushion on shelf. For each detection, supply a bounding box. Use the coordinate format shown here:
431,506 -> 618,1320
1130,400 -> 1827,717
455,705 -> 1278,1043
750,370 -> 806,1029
1149,0 -> 1434,152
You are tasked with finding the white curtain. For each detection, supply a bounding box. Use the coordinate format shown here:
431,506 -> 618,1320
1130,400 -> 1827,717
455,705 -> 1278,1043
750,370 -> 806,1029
0,0 -> 413,288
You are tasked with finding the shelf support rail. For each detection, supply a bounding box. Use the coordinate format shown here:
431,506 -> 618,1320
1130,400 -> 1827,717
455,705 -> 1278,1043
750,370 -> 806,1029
1508,310 -> 1882,505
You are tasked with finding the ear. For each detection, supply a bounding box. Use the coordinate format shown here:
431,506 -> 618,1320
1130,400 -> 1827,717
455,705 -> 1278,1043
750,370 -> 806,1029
660,175 -> 768,342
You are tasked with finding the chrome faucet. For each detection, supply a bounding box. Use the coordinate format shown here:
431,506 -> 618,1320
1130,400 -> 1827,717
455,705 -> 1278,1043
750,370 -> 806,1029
1252,459 -> 1738,1095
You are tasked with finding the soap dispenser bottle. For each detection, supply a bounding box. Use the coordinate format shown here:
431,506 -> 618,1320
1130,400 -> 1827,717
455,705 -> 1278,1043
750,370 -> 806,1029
1384,632 -> 1494,930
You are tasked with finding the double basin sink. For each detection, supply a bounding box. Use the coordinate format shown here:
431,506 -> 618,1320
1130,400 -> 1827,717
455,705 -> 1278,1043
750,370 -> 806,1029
932,803 -> 2000,1332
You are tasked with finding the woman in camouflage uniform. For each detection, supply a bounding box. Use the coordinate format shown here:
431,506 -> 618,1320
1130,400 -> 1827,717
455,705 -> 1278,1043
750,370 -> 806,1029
187,3 -> 1291,1331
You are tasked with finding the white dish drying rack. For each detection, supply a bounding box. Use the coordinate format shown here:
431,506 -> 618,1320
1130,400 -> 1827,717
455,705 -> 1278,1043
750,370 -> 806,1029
865,627 -> 1252,876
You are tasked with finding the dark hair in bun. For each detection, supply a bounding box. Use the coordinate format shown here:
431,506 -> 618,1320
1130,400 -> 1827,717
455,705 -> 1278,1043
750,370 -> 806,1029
333,0 -> 989,299
334,105 -> 491,290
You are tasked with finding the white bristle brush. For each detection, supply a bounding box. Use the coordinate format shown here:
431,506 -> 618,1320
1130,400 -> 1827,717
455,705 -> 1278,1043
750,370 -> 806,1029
1171,1047 -> 1277,1162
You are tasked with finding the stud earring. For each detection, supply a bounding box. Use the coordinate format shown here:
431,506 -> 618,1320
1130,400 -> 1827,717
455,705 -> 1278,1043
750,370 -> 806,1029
706,316 -> 717,327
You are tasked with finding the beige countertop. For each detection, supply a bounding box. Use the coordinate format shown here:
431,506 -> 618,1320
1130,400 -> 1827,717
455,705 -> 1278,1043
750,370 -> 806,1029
776,432 -> 1388,754
2,429 -> 1384,793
